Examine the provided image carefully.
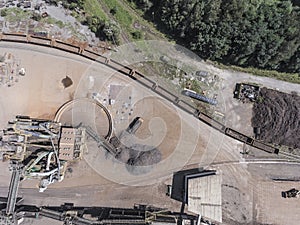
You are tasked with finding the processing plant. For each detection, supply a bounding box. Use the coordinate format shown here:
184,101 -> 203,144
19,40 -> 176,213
0,115 -> 86,192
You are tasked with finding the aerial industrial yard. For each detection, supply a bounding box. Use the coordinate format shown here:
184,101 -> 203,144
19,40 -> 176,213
0,33 -> 299,225
0,2 -> 299,224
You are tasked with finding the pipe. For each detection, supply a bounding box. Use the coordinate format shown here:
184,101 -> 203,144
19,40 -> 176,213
46,152 -> 54,171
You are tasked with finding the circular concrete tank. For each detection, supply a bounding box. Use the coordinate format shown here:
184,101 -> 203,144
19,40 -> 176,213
55,98 -> 113,139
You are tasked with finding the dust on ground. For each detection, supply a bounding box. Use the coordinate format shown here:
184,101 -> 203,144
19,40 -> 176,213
2,42 -> 300,225
130,96 -> 182,160
252,88 -> 300,149
212,147 -> 300,225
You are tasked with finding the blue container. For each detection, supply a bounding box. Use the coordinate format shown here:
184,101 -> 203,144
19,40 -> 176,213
183,89 -> 217,105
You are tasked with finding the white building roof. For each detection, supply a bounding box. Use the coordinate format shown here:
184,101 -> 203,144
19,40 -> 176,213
187,173 -> 222,223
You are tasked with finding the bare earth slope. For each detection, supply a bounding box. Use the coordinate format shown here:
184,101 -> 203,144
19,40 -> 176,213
252,88 -> 300,148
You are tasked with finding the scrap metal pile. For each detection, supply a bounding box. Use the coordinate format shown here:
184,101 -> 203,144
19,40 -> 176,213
234,83 -> 260,103
0,53 -> 25,87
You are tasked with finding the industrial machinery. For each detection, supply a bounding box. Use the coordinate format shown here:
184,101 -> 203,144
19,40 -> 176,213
0,164 -> 218,225
84,116 -> 144,159
126,117 -> 143,134
0,116 -> 86,192
0,200 -> 215,225
182,88 -> 217,105
0,33 -> 284,156
0,117 -> 218,225
84,125 -> 120,157
233,83 -> 260,102
282,188 -> 300,198
0,116 -> 87,224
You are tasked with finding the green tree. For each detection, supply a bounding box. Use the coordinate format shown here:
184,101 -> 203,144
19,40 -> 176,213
110,6 -> 117,15
138,0 -> 300,74
132,30 -> 142,39
0,9 -> 7,17
31,12 -> 42,21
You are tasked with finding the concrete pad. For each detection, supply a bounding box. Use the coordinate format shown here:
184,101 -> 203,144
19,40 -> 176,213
188,173 -> 222,223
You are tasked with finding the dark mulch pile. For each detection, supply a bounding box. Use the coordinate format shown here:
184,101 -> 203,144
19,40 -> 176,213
252,88 -> 300,148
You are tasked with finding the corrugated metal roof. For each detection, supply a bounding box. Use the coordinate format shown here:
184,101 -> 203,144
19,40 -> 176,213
188,174 -> 222,223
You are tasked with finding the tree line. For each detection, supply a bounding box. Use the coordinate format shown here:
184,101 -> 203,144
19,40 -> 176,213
130,0 -> 300,74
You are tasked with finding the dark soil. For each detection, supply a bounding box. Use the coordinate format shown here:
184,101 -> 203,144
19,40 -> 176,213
61,76 -> 73,88
114,146 -> 162,175
115,145 -> 161,167
252,88 -> 300,148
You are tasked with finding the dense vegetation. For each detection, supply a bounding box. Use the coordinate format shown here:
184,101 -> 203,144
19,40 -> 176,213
46,0 -> 120,43
130,0 -> 300,74
49,0 -> 146,44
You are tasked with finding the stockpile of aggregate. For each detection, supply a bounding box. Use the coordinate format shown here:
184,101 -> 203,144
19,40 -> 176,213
252,88 -> 300,148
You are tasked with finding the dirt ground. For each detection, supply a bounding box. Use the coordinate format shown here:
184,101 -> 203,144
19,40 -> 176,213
1,42 -> 300,225
252,88 -> 300,149
254,180 -> 300,225
57,99 -> 112,138
0,43 -> 91,128
0,42 -> 216,185
108,38 -> 300,142
131,96 -> 182,160
212,147 -> 300,225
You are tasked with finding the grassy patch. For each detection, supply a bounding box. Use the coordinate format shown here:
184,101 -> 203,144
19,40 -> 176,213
102,0 -> 133,31
84,0 -> 107,21
1,8 -> 66,30
42,17 -> 65,29
1,8 -> 31,22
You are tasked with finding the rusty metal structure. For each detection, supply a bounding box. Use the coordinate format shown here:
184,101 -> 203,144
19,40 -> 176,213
0,116 -> 86,192
0,32 -> 283,156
